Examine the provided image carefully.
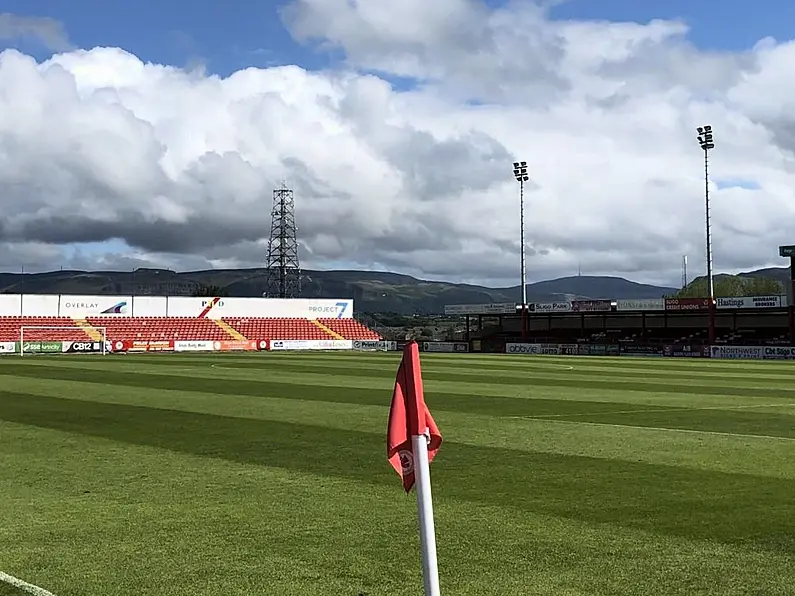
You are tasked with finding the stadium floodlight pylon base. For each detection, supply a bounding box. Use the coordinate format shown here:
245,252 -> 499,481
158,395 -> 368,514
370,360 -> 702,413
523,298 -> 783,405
19,326 -> 108,357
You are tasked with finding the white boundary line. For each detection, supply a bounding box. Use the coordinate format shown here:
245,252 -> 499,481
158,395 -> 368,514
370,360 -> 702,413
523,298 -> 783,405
531,418 -> 795,442
508,402 -> 795,420
0,571 -> 57,596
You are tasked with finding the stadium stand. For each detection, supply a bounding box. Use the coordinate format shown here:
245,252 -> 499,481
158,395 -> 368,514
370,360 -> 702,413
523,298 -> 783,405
0,317 -> 88,342
0,315 -> 381,343
223,317 -> 339,341
317,317 -> 381,340
86,316 -> 232,342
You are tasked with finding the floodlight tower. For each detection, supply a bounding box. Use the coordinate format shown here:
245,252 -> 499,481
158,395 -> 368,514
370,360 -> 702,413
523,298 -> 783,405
264,183 -> 301,298
697,125 -> 716,343
682,255 -> 688,289
513,161 -> 529,340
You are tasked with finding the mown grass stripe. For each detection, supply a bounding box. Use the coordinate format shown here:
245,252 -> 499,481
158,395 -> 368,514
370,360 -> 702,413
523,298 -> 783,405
1,392 -> 794,554
5,376 -> 795,480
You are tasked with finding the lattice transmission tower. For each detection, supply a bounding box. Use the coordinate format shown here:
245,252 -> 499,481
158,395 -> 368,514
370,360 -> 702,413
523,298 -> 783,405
264,183 -> 301,298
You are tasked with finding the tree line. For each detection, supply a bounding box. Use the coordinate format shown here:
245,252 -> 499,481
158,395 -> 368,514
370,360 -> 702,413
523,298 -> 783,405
668,276 -> 783,299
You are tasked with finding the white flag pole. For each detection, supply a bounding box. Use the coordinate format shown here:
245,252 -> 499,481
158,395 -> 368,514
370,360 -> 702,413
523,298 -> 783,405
412,430 -> 440,596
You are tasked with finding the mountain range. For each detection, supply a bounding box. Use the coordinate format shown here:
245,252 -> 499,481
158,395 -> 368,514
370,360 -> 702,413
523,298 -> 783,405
0,266 -> 790,315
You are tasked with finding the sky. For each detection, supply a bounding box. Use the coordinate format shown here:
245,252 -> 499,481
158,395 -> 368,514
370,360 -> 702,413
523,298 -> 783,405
1,0 -> 795,287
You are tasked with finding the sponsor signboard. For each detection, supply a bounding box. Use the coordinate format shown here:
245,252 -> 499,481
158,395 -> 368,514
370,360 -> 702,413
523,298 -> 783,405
709,345 -> 764,360
715,296 -> 783,309
115,339 -> 175,352
615,298 -> 665,312
558,343 -> 579,355
59,296 -> 131,317
663,345 -> 708,358
21,341 -> 62,354
531,302 -> 572,313
582,344 -> 620,356
444,303 -> 516,315
664,298 -> 710,311
0,341 -> 16,354
422,342 -> 469,353
175,340 -> 215,352
268,339 -> 353,351
505,343 -> 561,355
763,346 -> 795,360
353,340 -> 398,351
0,294 -> 356,319
212,340 -> 260,351
780,245 -> 795,258
571,300 -> 612,312
62,341 -> 103,353
620,345 -> 664,357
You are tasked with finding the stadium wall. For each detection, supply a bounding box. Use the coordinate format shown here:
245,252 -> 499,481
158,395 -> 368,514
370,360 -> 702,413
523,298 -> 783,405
0,294 -> 354,319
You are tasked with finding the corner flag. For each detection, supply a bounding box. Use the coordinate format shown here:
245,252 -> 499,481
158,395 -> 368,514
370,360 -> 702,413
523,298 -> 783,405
386,340 -> 442,596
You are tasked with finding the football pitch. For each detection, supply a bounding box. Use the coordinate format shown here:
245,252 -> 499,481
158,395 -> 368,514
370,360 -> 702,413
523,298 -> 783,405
1,352 -> 794,596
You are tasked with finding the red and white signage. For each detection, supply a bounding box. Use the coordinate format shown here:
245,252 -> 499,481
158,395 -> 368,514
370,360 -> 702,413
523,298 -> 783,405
715,296 -> 783,309
665,298 -> 710,311
571,300 -> 612,312
114,339 -> 175,352
268,339 -> 352,351
212,340 -> 261,351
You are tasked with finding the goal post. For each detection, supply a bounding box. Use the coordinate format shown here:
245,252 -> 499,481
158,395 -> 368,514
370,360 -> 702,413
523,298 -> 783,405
19,326 -> 108,357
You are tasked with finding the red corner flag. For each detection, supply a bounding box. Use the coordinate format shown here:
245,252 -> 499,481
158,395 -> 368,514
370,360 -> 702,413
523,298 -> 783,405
387,341 -> 442,492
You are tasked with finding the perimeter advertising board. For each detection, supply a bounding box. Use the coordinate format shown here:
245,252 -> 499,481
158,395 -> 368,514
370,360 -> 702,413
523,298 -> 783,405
620,345 -> 664,357
715,296 -> 783,309
62,340 -> 104,353
353,340 -> 398,351
615,298 -> 665,312
421,342 -> 469,353
505,343 -> 561,355
114,339 -> 175,352
21,341 -> 62,354
268,339 -> 353,351
664,298 -> 710,311
709,346 -> 765,359
444,303 -> 516,315
710,345 -> 795,360
571,300 -> 612,312
530,302 -> 572,313
763,346 -> 795,360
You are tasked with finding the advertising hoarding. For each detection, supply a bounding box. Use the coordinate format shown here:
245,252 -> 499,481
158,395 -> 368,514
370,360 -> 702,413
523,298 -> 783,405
615,298 -> 665,312
664,298 -> 710,311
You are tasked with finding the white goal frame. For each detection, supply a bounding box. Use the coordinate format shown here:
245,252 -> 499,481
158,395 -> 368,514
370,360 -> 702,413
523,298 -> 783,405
19,326 -> 108,357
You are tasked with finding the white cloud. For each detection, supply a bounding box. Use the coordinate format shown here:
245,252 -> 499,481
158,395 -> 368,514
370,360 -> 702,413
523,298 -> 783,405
1,2 -> 795,287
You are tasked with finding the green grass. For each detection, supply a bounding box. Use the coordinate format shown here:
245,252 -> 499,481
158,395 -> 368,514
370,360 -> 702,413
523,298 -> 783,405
1,352 -> 794,595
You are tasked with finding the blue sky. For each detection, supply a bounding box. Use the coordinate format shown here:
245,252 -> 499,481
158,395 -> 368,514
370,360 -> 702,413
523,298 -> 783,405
0,1 -> 792,278
3,0 -> 793,77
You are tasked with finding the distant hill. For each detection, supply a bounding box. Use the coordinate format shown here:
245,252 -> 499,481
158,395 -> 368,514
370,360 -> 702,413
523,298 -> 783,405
0,266 -> 788,314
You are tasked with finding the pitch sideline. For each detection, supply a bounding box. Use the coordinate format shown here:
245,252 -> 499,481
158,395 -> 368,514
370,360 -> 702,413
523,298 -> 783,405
0,571 -> 58,596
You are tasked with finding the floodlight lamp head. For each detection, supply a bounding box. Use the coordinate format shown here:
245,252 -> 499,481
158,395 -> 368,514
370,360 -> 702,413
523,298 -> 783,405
513,161 -> 520,168
522,175 -> 529,181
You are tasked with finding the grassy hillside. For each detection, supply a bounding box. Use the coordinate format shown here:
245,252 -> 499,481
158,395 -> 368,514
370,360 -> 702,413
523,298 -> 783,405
0,266 -> 788,314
